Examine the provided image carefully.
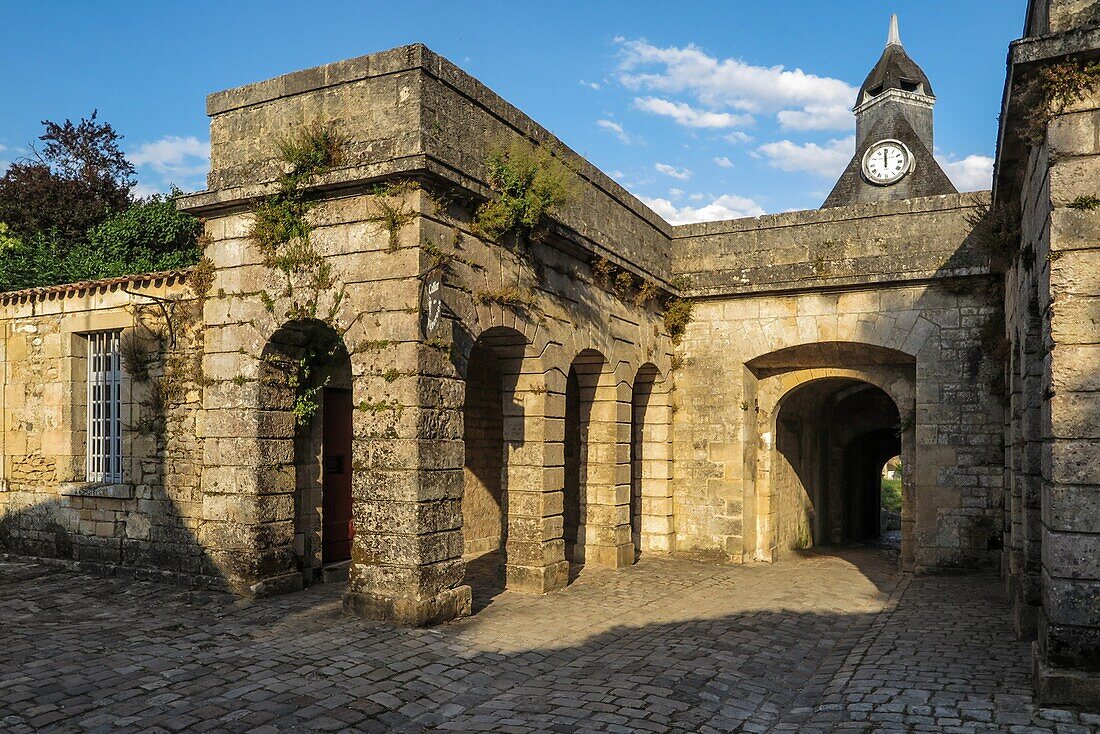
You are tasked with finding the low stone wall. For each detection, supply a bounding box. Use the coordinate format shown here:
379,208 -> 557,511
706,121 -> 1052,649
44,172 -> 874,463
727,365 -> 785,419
0,273 -> 213,587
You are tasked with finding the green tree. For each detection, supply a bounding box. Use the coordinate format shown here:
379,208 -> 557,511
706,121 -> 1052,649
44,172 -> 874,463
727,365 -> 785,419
0,114 -> 202,292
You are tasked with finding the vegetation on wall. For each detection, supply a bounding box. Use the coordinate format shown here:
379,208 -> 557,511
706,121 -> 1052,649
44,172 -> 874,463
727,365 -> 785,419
966,198 -> 1021,270
1021,58 -> 1100,144
0,113 -> 203,292
588,256 -> 693,341
366,181 -> 418,251
472,140 -> 573,241
249,123 -> 346,326
1067,194 -> 1100,210
474,286 -> 537,310
245,124 -> 356,424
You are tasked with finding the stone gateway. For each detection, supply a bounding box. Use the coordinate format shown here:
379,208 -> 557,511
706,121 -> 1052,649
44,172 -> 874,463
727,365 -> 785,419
1,0 -> 1097,710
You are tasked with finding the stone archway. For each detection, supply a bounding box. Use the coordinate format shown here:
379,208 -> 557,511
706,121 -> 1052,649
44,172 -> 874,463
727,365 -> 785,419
461,326 -> 523,607
259,319 -> 353,585
744,343 -> 917,567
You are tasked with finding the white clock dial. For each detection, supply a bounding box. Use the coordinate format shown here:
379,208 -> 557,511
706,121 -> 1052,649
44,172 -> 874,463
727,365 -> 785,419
861,139 -> 913,186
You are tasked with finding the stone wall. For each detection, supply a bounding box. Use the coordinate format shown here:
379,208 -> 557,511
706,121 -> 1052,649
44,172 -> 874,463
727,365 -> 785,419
997,1 -> 1100,706
180,46 -> 678,620
671,195 -> 1005,571
0,273 -> 211,586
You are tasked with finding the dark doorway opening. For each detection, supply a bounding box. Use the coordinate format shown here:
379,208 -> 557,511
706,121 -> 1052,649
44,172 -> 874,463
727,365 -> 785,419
564,366 -> 582,565
321,387 -> 354,564
774,378 -> 901,552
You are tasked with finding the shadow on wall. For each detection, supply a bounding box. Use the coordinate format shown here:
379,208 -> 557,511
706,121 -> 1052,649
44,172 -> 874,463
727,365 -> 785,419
0,486 -> 226,591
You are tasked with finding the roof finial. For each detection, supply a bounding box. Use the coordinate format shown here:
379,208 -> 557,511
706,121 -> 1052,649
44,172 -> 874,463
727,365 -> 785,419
887,13 -> 902,47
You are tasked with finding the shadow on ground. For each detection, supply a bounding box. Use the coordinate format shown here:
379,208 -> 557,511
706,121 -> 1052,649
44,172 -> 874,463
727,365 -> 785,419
0,547 -> 1093,733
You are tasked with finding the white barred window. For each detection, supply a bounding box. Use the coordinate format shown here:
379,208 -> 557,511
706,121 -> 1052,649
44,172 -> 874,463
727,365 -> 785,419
86,330 -> 123,483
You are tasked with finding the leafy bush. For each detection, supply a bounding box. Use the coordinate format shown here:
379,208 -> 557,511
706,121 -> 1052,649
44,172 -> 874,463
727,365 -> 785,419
663,297 -> 695,343
0,113 -> 203,292
881,478 -> 902,513
0,193 -> 201,291
74,193 -> 202,277
473,141 -> 573,240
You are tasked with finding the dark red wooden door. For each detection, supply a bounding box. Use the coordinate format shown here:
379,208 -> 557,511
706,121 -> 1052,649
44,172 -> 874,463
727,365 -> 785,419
322,387 -> 354,563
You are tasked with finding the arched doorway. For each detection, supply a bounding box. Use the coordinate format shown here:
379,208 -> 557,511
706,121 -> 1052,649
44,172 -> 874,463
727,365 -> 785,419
260,319 -> 354,583
772,377 -> 901,552
461,326 -> 526,608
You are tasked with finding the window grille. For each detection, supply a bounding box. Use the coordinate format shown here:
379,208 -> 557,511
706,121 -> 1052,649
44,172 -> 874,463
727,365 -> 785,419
86,331 -> 123,483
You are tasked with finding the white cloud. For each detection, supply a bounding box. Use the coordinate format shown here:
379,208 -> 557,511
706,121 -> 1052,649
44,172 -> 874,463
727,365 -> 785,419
725,131 -> 754,145
668,187 -> 685,198
655,162 -> 692,180
580,79 -> 601,90
634,96 -> 753,129
132,182 -> 164,199
714,156 -> 734,168
643,193 -> 765,224
129,135 -> 210,191
937,154 -> 994,192
617,38 -> 857,131
597,119 -> 633,145
757,136 -> 854,178
777,104 -> 853,131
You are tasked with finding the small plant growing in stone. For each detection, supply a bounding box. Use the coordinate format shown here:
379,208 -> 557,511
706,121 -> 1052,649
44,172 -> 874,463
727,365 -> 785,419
966,198 -> 1020,269
1067,194 -> 1100,210
472,140 -> 573,241
474,286 -> 538,310
1020,58 -> 1100,144
187,256 -> 216,301
277,123 -> 345,180
613,271 -> 635,299
591,256 -> 615,286
366,181 -> 419,252
663,297 -> 694,344
633,279 -> 659,307
119,330 -> 155,383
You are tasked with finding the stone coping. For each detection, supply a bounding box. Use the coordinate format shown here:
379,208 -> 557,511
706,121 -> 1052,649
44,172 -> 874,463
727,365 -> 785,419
190,44 -> 672,241
672,192 -> 987,239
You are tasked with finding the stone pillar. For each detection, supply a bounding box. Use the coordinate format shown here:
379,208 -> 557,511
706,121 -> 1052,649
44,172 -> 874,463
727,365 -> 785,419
583,370 -> 634,569
343,349 -> 471,626
1031,103 -> 1100,707
501,364 -> 568,593
639,377 -> 675,553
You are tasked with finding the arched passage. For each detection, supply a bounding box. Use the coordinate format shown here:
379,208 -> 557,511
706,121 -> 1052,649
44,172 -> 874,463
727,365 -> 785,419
259,319 -> 353,583
771,378 -> 901,553
460,326 -> 528,606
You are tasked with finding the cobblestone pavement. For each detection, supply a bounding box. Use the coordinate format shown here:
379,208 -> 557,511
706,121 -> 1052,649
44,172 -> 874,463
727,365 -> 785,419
1,547 -> 1096,733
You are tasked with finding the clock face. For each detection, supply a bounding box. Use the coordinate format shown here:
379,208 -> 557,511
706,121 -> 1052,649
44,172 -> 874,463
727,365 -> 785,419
862,139 -> 913,186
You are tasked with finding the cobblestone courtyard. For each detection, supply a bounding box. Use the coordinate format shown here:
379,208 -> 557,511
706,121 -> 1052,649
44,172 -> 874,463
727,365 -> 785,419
1,548 -> 1095,734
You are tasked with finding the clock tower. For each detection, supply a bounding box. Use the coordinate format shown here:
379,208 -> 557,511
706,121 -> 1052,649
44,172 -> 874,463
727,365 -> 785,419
822,15 -> 956,208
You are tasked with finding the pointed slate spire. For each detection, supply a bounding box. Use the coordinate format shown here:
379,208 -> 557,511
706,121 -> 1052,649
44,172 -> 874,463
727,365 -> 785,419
887,14 -> 902,47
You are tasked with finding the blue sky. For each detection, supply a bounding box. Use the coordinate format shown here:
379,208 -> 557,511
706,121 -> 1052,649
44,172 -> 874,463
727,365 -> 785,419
0,1 -> 1025,222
